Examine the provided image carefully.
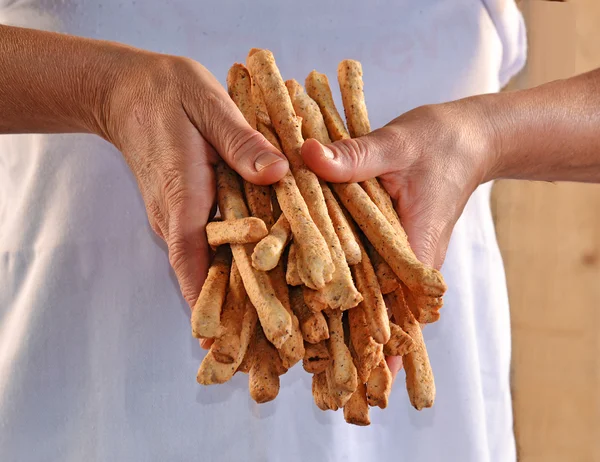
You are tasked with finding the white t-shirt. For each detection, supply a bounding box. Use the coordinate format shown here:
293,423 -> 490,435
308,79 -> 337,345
0,1 -> 526,461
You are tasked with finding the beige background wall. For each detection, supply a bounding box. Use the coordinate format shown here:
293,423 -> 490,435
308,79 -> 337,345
492,1 -> 600,460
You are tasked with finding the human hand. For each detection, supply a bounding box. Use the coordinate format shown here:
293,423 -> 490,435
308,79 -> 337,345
97,51 -> 288,307
301,100 -> 496,377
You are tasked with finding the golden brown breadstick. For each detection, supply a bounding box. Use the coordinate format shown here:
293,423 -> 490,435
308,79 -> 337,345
361,177 -> 404,237
248,50 -> 335,291
303,341 -> 330,374
333,182 -> 446,298
348,294 -> 384,383
343,382 -> 370,426
402,280 -> 443,324
252,213 -> 292,271
285,242 -> 302,286
326,363 -> 353,408
312,371 -> 338,411
325,310 -> 358,394
321,183 -> 361,266
206,217 -> 268,247
249,325 -> 286,403
246,49 -> 271,127
289,287 -> 329,343
389,286 -> 435,410
271,262 -> 305,369
197,301 -> 258,385
191,245 -> 231,339
337,60 -> 370,138
227,63 -> 257,129
211,262 -> 247,363
286,79 -> 362,310
305,70 -> 351,141
366,359 -> 392,409
351,242 -> 391,345
303,286 -> 327,313
370,248 -> 399,294
383,321 -> 416,357
286,79 -> 332,144
216,162 -> 291,348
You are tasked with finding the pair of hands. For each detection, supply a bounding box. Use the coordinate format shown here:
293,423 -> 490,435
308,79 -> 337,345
100,52 -> 495,364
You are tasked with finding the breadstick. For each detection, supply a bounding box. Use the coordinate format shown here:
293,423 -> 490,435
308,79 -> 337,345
337,60 -> 370,138
402,280 -> 443,324
248,50 -> 334,290
348,294 -> 384,383
325,310 -> 358,394
305,70 -> 351,141
271,262 -> 305,369
333,182 -> 446,298
216,162 -> 291,348
303,286 -> 327,313
206,217 -> 268,247
321,183 -> 361,266
191,245 -> 231,339
326,363 -> 353,408
286,79 -> 362,310
289,287 -> 329,344
246,49 -> 271,128
197,301 -> 258,385
252,213 -> 292,271
370,247 -> 399,294
353,244 -> 391,345
249,325 -> 286,403
286,79 -> 332,144
366,359 -> 392,409
303,341 -> 330,374
389,286 -> 435,410
383,321 -> 416,357
227,63 -> 257,129
285,242 -> 302,286
312,372 -> 337,411
211,262 -> 247,363
343,382 -> 370,426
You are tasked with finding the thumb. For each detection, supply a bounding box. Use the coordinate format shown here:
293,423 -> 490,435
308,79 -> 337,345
301,125 -> 407,183
185,78 -> 288,185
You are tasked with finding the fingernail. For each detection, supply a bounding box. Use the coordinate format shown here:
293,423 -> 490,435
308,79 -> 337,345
255,152 -> 285,172
321,145 -> 335,160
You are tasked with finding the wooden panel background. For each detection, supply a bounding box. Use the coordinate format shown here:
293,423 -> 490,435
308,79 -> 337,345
491,1 -> 600,460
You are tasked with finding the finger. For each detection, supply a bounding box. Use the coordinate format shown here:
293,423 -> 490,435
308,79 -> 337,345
200,338 -> 214,350
386,355 -> 403,382
164,159 -> 215,308
301,125 -> 408,183
182,64 -> 288,185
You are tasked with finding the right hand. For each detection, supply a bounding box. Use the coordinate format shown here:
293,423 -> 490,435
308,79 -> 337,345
92,50 -> 289,308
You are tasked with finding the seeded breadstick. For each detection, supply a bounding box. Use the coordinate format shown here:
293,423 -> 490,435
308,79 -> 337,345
383,321 -> 416,357
337,60 -> 371,138
286,79 -> 362,310
211,262 -> 247,363
289,287 -> 329,343
343,382 -> 370,426
248,50 -> 335,290
366,359 -> 392,409
361,177 -> 405,237
271,263 -> 305,369
206,217 -> 268,247
389,286 -> 435,410
333,182 -> 446,298
321,183 -> 361,266
286,79 -> 332,144
326,363 -> 353,408
249,325 -> 286,403
326,310 -> 358,394
369,247 -> 399,294
303,286 -> 328,313
403,280 -> 443,324
252,214 -> 292,271
191,245 -> 231,339
312,372 -> 337,411
216,162 -> 291,348
303,341 -> 330,374
352,243 -> 391,345
197,301 -> 258,385
246,49 -> 271,127
348,293 -> 384,383
305,70 -> 351,141
285,242 -> 302,286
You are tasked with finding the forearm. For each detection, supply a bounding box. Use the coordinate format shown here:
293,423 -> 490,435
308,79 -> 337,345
0,25 -> 131,136
480,68 -> 600,183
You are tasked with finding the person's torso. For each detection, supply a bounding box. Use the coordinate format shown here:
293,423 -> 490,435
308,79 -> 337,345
0,1 -> 524,461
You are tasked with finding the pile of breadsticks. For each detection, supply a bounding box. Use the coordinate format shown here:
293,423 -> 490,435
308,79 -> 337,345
192,49 -> 447,426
